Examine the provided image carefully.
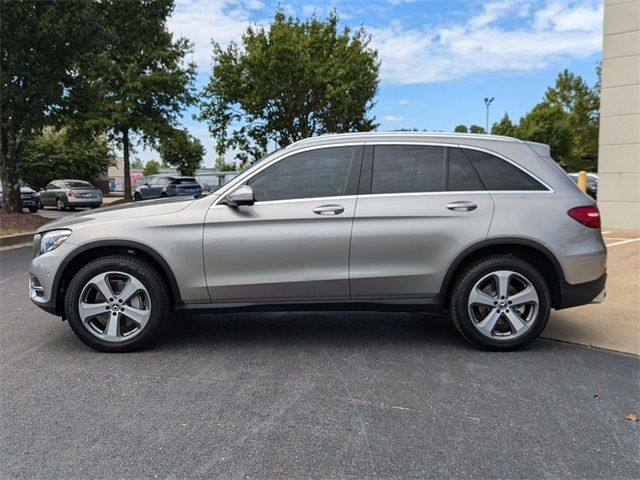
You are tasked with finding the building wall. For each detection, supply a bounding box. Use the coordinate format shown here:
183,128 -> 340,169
597,0 -> 640,229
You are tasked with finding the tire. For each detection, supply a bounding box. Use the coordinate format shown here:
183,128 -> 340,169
65,255 -> 170,352
56,197 -> 65,211
450,255 -> 551,351
134,193 -> 142,201
28,205 -> 38,213
160,192 -> 168,198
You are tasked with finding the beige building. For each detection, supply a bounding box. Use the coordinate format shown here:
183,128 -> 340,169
597,0 -> 640,229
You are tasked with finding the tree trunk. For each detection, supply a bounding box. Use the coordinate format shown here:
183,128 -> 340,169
0,124 -> 23,213
122,128 -> 132,201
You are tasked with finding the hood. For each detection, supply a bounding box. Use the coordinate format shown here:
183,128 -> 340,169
21,186 -> 36,194
37,195 -> 199,233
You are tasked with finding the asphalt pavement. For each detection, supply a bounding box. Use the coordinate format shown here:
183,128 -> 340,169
1,246 -> 639,479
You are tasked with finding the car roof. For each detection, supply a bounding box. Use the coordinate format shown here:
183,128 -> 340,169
285,132 -> 550,156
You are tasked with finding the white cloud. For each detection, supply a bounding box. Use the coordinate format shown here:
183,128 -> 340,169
370,0 -> 603,85
398,99 -> 410,105
168,0 -> 263,74
383,115 -> 404,121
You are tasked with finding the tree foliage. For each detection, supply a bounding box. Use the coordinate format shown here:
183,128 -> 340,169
490,113 -> 518,137
0,0 -> 103,211
199,11 -> 380,166
454,125 -> 468,133
19,131 -> 114,190
214,157 -> 237,172
143,160 -> 161,176
158,129 -> 204,176
72,0 -> 196,198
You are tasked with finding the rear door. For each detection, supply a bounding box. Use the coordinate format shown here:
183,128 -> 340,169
203,145 -> 363,303
349,144 -> 494,299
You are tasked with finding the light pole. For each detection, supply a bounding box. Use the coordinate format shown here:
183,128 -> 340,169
484,97 -> 494,133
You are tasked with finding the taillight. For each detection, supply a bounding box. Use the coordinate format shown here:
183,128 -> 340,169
568,206 -> 601,228
66,190 -> 74,197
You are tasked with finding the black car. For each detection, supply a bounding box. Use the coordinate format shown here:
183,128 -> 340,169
568,172 -> 598,199
133,175 -> 202,201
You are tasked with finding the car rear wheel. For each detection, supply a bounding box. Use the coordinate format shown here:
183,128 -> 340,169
450,256 -> 551,351
65,255 -> 170,352
134,192 -> 142,201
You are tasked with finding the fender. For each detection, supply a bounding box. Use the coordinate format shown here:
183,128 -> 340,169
52,239 -> 182,314
438,237 -> 567,299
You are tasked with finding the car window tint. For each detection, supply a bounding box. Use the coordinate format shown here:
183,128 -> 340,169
248,147 -> 357,202
64,180 -> 92,188
46,182 -> 57,190
157,178 -> 170,186
448,148 -> 483,191
462,149 -> 546,191
371,145 -> 445,194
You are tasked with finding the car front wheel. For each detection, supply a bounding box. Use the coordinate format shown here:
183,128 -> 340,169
450,256 -> 551,351
56,197 -> 65,211
65,255 -> 170,352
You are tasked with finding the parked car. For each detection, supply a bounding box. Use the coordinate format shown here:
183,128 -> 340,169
0,179 -> 39,213
29,133 -> 606,352
38,179 -> 103,210
133,175 -> 201,201
568,172 -> 598,199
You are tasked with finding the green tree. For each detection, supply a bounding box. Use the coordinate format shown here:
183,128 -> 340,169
454,125 -> 468,133
543,69 -> 599,170
19,130 -> 114,190
0,1 -> 104,212
158,129 -> 204,176
469,125 -> 486,134
491,113 -> 518,137
214,157 -> 237,172
130,158 -> 144,170
143,160 -> 160,176
199,10 -> 380,166
77,0 -> 196,199
518,103 -> 572,165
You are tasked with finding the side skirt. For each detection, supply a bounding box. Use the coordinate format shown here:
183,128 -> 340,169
175,297 -> 444,314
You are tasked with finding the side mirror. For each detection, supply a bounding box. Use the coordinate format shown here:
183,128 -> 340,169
226,185 -> 255,207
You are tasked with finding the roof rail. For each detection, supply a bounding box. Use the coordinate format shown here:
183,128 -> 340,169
288,131 -> 524,148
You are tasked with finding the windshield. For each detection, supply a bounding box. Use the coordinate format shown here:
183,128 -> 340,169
64,180 -> 94,188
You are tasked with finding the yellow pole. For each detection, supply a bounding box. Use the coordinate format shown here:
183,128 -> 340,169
577,170 -> 588,193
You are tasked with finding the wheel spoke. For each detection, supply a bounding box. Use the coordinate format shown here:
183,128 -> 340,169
510,286 -> 538,307
104,314 -> 120,339
92,274 -> 114,300
78,302 -> 109,322
494,271 -> 511,299
122,306 -> 150,329
504,309 -> 526,332
118,276 -> 145,303
469,287 -> 496,306
476,308 -> 501,337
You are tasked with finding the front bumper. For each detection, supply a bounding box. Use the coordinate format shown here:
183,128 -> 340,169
21,196 -> 37,206
557,273 -> 607,310
28,240 -> 77,317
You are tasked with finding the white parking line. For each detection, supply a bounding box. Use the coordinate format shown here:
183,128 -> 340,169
605,238 -> 640,247
601,231 -> 611,235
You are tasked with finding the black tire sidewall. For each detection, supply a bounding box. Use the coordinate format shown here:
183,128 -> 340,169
65,255 -> 170,352
451,256 -> 551,350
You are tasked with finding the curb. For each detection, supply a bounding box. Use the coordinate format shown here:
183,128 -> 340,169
0,232 -> 35,248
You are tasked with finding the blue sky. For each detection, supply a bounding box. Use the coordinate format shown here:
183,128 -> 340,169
135,0 -> 603,165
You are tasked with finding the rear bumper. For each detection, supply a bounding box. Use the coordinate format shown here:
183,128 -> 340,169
557,273 -> 606,310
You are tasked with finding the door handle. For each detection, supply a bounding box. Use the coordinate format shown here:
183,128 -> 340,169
313,204 -> 345,215
446,201 -> 478,212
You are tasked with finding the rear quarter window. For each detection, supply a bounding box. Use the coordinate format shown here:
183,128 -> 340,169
461,148 -> 546,191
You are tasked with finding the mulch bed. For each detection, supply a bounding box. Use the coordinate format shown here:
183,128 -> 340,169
0,212 -> 52,236
108,198 -> 133,206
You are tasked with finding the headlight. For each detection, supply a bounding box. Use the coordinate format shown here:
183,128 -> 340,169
40,229 -> 72,255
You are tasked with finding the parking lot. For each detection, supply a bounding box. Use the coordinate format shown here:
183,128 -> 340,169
1,245 -> 638,479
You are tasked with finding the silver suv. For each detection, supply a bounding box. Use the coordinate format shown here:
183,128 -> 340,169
28,133 -> 606,352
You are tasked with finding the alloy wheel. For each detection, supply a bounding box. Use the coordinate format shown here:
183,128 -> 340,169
467,270 -> 539,341
78,271 -> 151,342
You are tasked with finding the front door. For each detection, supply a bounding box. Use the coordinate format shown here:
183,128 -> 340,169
203,145 -> 363,303
349,144 -> 495,299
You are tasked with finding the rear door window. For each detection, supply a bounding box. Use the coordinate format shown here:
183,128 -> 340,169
447,148 -> 483,191
461,149 -> 546,191
371,145 -> 445,194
